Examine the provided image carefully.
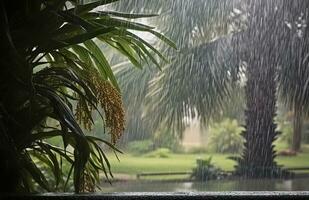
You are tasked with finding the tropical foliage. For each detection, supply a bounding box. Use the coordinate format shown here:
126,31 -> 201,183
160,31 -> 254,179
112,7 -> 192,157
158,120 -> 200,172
0,0 -> 173,193
153,126 -> 181,152
208,119 -> 244,154
109,0 -> 243,147
145,148 -> 171,158
191,157 -> 225,181
112,0 -> 309,178
126,140 -> 154,155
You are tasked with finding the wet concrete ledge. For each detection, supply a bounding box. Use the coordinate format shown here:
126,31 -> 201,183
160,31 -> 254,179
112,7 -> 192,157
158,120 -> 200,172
2,192 -> 309,200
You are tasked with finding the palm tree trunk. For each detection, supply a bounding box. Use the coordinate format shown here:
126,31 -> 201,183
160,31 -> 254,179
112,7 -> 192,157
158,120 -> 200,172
236,54 -> 279,178
235,0 -> 292,178
292,104 -> 303,152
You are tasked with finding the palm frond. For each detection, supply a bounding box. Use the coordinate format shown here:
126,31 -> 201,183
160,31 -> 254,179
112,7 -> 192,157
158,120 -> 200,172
0,0 -> 173,193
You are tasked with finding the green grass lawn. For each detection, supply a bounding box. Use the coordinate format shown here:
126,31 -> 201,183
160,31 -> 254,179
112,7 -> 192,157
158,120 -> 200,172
108,153 -> 235,175
108,152 -> 309,175
106,143 -> 309,180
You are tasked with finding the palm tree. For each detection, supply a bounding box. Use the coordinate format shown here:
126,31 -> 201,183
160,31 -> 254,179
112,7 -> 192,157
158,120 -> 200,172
233,1 -> 285,177
278,0 -> 309,152
112,0 -> 240,140
114,0 -> 309,178
0,0 -> 173,193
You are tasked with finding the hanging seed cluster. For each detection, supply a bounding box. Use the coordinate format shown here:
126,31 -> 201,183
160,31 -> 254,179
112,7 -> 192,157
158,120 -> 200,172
95,77 -> 125,144
81,173 -> 95,192
76,100 -> 93,131
75,69 -> 125,144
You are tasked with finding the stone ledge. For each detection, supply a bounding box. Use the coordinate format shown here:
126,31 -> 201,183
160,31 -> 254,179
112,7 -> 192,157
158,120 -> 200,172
2,192 -> 309,200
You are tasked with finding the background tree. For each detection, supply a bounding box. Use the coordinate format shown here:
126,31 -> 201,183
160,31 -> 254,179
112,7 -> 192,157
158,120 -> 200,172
278,0 -> 309,152
111,0 -> 309,177
233,0 -> 286,177
111,0 -> 241,142
120,0 -> 307,175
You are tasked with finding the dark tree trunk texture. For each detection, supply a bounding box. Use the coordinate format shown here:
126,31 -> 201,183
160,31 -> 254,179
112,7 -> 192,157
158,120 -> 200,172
292,104 -> 303,152
235,0 -> 292,178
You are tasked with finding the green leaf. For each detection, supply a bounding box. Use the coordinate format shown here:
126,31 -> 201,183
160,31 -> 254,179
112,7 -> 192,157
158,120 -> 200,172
100,37 -> 143,69
30,130 -> 63,142
99,11 -> 158,19
57,10 -> 95,30
122,34 -> 164,70
86,136 -> 123,153
125,30 -> 169,62
62,27 -> 114,46
64,163 -> 74,192
34,27 -> 114,56
47,144 -> 74,164
91,17 -> 155,31
84,40 -> 120,91
23,153 -> 51,192
149,30 -> 177,50
71,45 -> 92,66
87,137 -> 118,182
69,0 -> 119,15
39,143 -> 62,188
115,39 -> 143,68
35,86 -> 90,192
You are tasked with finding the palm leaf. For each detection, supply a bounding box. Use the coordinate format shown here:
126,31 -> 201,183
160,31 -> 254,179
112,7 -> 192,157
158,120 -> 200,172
0,0 -> 174,193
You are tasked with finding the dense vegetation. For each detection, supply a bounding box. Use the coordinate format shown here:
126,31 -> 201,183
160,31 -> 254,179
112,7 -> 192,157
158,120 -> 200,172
107,145 -> 309,178
0,0 -> 173,193
2,0 -> 309,194
113,0 -> 309,178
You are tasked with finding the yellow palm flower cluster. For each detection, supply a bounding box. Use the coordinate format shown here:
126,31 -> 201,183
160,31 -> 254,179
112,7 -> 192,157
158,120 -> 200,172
75,69 -> 125,144
81,173 -> 95,192
76,100 -> 93,131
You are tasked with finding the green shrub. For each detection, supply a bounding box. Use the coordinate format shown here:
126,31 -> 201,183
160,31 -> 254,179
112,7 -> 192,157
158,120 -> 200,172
127,140 -> 154,155
276,110 -> 293,145
191,157 -> 224,181
146,148 -> 171,158
153,127 -> 181,152
186,146 -> 209,154
277,120 -> 293,145
208,118 -> 244,154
